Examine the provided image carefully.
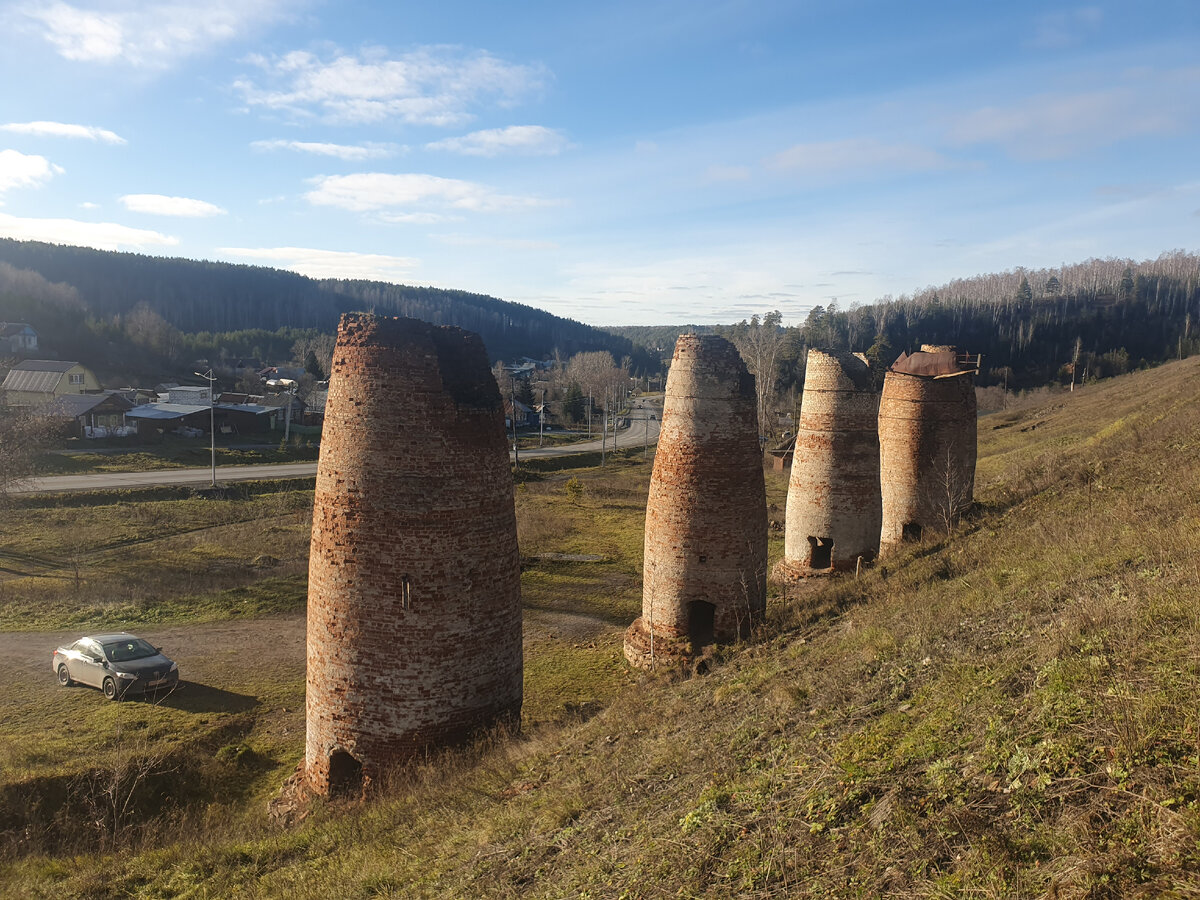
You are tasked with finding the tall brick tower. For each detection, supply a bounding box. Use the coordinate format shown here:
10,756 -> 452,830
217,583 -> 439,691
878,344 -> 978,554
777,349 -> 881,577
624,334 -> 767,668
305,314 -> 522,796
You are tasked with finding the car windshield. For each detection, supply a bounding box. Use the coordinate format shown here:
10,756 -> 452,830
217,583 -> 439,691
103,638 -> 159,662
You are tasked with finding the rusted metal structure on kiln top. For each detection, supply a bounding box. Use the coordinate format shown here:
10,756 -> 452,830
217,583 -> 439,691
624,334 -> 767,668
777,349 -> 881,577
305,313 -> 522,797
878,344 -> 980,553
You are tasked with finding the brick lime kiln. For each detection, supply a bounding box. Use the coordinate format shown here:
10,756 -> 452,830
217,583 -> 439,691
305,314 -> 521,796
624,334 -> 767,668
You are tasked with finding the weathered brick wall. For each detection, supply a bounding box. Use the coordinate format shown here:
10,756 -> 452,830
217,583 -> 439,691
625,334 -> 767,667
878,359 -> 977,552
780,349 -> 881,576
305,314 -> 521,796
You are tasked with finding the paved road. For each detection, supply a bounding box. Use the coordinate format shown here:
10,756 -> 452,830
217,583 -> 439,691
18,397 -> 662,494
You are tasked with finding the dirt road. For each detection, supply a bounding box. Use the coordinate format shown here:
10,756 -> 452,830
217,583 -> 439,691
5,606 -> 616,709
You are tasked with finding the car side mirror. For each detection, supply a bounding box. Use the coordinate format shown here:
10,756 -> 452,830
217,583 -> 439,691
101,660 -> 109,668
155,647 -> 163,653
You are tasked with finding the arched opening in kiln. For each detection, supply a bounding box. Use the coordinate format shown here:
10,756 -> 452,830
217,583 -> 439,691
687,600 -> 716,648
902,522 -> 923,542
807,536 -> 833,569
328,749 -> 363,797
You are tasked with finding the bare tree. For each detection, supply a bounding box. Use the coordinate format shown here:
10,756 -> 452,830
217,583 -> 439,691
729,310 -> 785,441
566,351 -> 628,437
932,445 -> 972,535
0,404 -> 52,504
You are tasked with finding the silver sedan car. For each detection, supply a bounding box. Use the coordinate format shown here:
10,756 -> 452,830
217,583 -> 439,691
52,633 -> 179,700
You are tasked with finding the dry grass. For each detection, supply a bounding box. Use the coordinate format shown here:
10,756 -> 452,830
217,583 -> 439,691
5,358 -> 1200,897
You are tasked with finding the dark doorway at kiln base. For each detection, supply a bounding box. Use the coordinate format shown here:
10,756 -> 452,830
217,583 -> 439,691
687,600 -> 716,648
807,536 -> 833,569
902,522 -> 923,542
328,749 -> 363,797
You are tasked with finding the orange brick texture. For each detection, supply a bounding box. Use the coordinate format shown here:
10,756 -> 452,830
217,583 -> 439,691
625,334 -> 767,668
305,314 -> 521,796
778,349 -> 881,577
878,349 -> 977,554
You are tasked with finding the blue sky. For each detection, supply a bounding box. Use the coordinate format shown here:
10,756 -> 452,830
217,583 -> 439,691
0,1 -> 1197,326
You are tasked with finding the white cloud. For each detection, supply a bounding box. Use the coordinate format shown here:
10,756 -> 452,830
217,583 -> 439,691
22,0 -> 294,68
235,46 -> 546,125
426,125 -> 569,157
0,120 -> 125,144
305,172 -> 549,214
0,149 -> 64,195
250,139 -> 401,161
217,246 -> 419,281
767,138 -> 956,176
120,194 -> 225,217
0,212 -> 176,250
79,201 -> 99,209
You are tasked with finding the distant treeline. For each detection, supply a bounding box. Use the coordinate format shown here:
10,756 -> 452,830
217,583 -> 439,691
0,239 -> 654,380
608,251 -> 1200,392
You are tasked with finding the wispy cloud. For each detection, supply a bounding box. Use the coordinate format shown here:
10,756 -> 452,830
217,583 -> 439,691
20,0 -> 295,68
217,246 -> 419,281
250,139 -> 401,161
0,120 -> 124,143
0,212 -> 176,250
426,125 -> 568,157
0,149 -> 63,196
377,211 -> 461,224
1026,6 -> 1104,50
433,233 -> 558,251
120,194 -> 226,217
767,138 -> 956,177
305,172 -> 550,214
945,70 -> 1198,160
235,46 -> 547,125
702,164 -> 751,183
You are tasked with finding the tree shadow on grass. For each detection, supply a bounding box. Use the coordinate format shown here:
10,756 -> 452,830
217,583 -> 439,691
133,681 -> 259,714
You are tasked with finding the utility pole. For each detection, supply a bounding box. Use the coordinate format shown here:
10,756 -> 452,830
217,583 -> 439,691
538,385 -> 545,448
601,387 -> 608,466
510,381 -> 520,467
194,368 -> 217,486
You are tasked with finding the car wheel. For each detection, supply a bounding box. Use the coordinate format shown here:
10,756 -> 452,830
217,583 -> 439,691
102,677 -> 119,701
57,664 -> 74,687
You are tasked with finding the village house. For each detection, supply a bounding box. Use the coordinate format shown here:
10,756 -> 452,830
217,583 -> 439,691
0,359 -> 100,406
0,322 -> 38,354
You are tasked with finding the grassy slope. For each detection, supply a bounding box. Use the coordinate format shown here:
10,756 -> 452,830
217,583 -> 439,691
6,360 -> 1200,897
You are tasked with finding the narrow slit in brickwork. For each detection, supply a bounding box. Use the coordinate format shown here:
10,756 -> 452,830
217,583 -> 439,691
401,575 -> 411,610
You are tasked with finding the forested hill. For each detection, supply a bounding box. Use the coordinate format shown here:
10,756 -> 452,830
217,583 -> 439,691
836,251 -> 1200,389
610,252 -> 1200,393
0,239 -> 650,370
